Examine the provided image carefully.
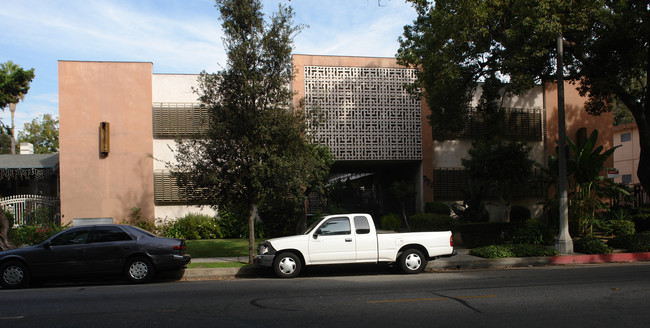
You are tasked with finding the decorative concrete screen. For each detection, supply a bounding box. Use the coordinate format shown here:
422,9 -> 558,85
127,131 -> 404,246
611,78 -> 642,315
304,66 -> 421,161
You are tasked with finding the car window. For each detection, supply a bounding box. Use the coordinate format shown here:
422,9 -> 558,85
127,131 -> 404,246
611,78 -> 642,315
318,217 -> 351,235
93,226 -> 132,243
50,228 -> 92,246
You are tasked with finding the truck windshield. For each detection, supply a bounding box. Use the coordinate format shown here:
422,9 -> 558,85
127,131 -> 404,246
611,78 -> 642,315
303,218 -> 322,235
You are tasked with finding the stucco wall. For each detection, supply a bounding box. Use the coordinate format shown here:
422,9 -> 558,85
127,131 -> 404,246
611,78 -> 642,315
613,123 -> 640,184
544,81 -> 614,168
58,61 -> 154,224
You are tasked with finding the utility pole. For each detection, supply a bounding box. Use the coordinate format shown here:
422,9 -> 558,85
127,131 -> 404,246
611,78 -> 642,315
555,34 -> 573,254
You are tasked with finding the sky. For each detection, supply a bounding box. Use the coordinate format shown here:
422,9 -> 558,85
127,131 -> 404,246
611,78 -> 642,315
0,0 -> 418,135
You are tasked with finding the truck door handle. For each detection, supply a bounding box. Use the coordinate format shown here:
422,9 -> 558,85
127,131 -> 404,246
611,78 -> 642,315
345,238 -> 352,242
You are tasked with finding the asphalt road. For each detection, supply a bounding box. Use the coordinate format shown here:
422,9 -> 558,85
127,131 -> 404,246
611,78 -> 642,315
2,262 -> 650,328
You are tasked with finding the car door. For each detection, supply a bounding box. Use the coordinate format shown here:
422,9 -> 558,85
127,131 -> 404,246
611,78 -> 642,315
30,227 -> 93,277
83,226 -> 137,274
308,217 -> 356,264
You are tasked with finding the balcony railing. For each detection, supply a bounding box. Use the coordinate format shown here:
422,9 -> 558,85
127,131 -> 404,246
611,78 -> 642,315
433,168 -> 546,199
153,103 -> 209,138
454,108 -> 545,140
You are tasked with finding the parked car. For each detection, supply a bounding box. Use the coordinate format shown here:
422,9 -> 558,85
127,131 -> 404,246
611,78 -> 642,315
0,224 -> 191,289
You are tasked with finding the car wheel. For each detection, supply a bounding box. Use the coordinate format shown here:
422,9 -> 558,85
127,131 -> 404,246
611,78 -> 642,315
124,257 -> 155,283
1,261 -> 30,289
273,252 -> 301,278
399,249 -> 426,274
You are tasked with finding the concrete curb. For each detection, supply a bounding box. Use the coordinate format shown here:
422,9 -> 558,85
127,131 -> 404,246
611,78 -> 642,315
180,251 -> 650,281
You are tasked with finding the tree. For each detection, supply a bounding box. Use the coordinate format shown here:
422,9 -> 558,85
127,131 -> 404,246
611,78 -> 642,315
397,0 -> 650,195
170,0 -> 332,263
542,129 -> 626,236
17,114 -> 59,154
1,61 -> 35,154
0,123 -> 12,154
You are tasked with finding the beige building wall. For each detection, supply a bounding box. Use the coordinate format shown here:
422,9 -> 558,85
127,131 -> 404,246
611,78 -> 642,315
58,61 -> 154,225
613,123 -> 640,184
151,74 -> 217,219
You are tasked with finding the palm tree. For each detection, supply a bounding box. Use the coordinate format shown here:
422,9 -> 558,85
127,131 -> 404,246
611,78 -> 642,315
0,60 -> 35,154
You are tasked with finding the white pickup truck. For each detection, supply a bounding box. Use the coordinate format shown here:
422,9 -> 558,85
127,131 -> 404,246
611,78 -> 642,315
255,213 -> 455,278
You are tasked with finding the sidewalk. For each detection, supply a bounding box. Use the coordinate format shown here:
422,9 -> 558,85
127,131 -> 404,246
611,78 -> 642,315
181,248 -> 650,280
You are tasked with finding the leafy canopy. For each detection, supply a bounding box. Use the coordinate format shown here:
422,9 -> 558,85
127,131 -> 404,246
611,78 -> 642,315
17,114 -> 59,154
397,0 -> 649,193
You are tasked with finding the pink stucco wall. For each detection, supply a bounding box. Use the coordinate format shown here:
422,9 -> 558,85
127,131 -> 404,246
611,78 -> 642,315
58,61 -> 154,225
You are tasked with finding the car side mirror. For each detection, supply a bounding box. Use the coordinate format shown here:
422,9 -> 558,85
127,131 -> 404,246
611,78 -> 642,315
41,241 -> 51,249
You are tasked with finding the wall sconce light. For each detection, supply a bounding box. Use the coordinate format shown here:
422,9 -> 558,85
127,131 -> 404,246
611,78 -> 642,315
99,122 -> 110,157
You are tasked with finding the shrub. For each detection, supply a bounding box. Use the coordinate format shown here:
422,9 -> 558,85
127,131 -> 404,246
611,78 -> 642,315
513,219 -> 555,245
380,213 -> 401,232
607,220 -> 635,237
470,244 -> 558,259
4,210 -> 14,227
470,245 -> 514,259
158,214 -> 222,240
608,232 -> 650,252
574,237 -> 613,254
123,207 -> 156,232
409,213 -> 458,232
425,202 -> 450,215
9,224 -> 66,246
509,205 -> 531,225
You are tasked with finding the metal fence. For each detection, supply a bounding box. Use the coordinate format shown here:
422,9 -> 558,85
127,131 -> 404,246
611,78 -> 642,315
0,195 -> 60,227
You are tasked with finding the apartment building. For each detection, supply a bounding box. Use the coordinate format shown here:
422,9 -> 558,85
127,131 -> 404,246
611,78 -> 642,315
57,56 -> 612,225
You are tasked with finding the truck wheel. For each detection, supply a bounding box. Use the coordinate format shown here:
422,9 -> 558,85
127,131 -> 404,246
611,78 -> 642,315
399,249 -> 426,274
273,252 -> 301,278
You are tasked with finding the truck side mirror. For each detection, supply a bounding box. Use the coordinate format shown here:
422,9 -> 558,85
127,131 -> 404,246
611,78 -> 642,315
313,228 -> 322,239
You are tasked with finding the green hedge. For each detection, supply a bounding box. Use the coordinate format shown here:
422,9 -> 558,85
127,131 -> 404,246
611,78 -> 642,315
574,237 -> 613,254
424,202 -> 450,215
409,213 -> 458,232
513,219 -> 555,245
158,213 -> 222,240
608,231 -> 650,252
470,244 -> 558,259
380,213 -> 401,232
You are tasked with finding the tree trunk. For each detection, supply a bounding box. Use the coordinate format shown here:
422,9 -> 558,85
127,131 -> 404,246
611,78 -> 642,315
247,202 -> 258,264
0,209 -> 14,251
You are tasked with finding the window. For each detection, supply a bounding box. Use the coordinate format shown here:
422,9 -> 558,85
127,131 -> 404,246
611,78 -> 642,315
354,216 -> 371,234
318,217 -> 351,235
622,174 -> 633,184
93,226 -> 132,243
621,133 -> 632,142
51,228 -> 92,246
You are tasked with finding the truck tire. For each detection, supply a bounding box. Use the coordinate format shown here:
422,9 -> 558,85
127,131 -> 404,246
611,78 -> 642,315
399,248 -> 426,274
273,252 -> 301,278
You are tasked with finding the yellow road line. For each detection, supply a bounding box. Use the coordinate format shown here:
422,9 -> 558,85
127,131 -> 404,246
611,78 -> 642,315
368,295 -> 496,304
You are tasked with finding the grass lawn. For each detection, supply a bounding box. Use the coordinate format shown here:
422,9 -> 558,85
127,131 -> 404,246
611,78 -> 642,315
185,239 -> 250,258
187,262 -> 249,269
